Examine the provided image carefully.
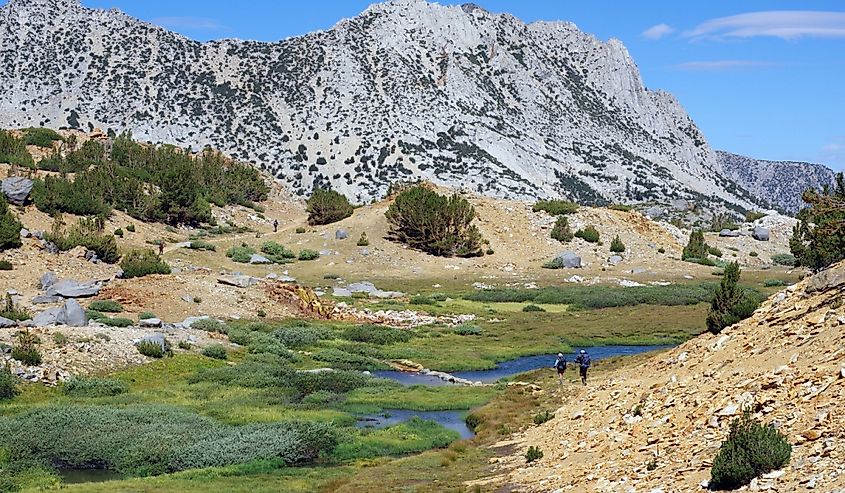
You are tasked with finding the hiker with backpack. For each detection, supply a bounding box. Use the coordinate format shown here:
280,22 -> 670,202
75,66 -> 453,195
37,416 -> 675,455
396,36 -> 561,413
574,349 -> 591,385
553,352 -> 567,385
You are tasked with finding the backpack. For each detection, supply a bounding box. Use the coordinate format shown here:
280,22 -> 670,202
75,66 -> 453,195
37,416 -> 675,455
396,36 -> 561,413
555,358 -> 567,370
579,354 -> 591,368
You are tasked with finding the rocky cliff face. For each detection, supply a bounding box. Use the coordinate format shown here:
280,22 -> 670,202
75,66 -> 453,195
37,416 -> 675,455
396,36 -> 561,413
717,151 -> 837,214
0,0 -> 758,210
500,263 -> 845,492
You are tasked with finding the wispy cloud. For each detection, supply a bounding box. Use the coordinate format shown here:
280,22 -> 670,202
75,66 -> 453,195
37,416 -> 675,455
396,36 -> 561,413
686,11 -> 845,41
820,137 -> 845,169
672,60 -> 777,71
642,23 -> 675,40
150,16 -> 226,31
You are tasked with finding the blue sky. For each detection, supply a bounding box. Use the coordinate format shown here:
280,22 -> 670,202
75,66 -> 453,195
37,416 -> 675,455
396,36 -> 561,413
81,0 -> 845,170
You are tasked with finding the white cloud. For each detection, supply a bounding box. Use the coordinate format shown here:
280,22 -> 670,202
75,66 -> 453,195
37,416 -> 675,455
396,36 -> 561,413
686,11 -> 845,40
672,60 -> 776,71
642,23 -> 675,40
820,137 -> 845,169
150,16 -> 225,31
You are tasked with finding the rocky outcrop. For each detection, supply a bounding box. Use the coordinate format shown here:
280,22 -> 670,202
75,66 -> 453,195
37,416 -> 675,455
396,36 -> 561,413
0,0 -> 758,211
1,177 -> 33,205
500,261 -> 845,492
717,150 -> 837,214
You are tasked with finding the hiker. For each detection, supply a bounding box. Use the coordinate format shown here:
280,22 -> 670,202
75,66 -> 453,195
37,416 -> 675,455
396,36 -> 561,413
553,352 -> 567,385
574,349 -> 591,386
158,241 -> 164,256
273,219 -> 279,233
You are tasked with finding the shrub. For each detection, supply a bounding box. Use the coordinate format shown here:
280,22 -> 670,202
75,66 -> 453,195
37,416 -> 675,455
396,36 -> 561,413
99,317 -> 134,327
791,173 -> 845,271
453,324 -> 483,336
357,232 -> 369,246
23,127 -> 64,148
486,248 -> 494,255
0,129 -> 34,167
273,323 -> 334,348
610,235 -> 625,253
245,332 -> 294,359
52,332 -> 68,346
188,240 -> 216,251
683,230 -> 709,261
385,186 -> 483,257
763,279 -> 786,287
46,218 -> 119,263
749,251 -> 758,257
574,225 -> 600,243
657,247 -> 666,254
0,195 -> 23,251
710,410 -> 791,490
298,249 -> 320,261
11,345 -> 41,366
191,318 -> 228,334
525,446 -> 544,463
62,377 -> 128,397
178,340 -> 192,350
202,344 -> 228,360
550,216 -> 573,243
533,410 -> 554,425
706,262 -> 760,334
745,211 -> 767,223
226,244 -> 256,263
522,304 -> 545,312
466,283 -> 718,309
708,246 -> 723,258
608,204 -> 633,212
126,223 -> 135,232
113,228 -> 124,237
0,260 -> 11,270
0,364 -> 18,400
465,413 -> 483,432
1,293 -> 30,321
261,240 -> 295,261
121,249 -> 170,278
429,293 -> 448,302
771,253 -> 796,266
533,200 -> 578,215
306,188 -> 353,225
341,324 -> 412,345
137,340 -> 168,358
86,310 -> 106,321
88,300 -> 123,313
138,312 -> 156,320
410,295 -> 435,305
311,348 -> 386,371
295,226 -> 307,234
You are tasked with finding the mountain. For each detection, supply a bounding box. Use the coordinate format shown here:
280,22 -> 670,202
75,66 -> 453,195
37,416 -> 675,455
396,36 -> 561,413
0,0 -> 758,210
717,151 -> 837,214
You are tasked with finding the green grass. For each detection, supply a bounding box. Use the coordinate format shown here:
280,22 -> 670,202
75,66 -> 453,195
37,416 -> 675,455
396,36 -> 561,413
465,283 -> 717,309
331,417 -> 459,461
341,386 -> 497,413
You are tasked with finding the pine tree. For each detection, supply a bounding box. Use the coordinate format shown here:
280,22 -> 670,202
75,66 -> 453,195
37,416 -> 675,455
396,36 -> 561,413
790,173 -> 845,271
683,229 -> 708,260
550,216 -> 573,243
610,235 -> 625,253
0,195 -> 22,251
706,262 -> 758,334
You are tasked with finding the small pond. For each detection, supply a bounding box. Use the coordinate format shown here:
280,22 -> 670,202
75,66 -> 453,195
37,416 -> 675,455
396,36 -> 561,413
355,409 -> 474,439
375,345 -> 673,385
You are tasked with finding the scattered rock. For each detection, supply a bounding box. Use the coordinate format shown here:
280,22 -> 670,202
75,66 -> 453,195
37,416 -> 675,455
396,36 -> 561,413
39,272 -> 57,290
335,228 -> 349,240
248,254 -> 272,264
19,228 -> 30,238
645,206 -> 664,219
32,300 -> 88,327
31,295 -> 62,304
138,334 -> 167,351
719,229 -> 740,237
608,255 -> 623,265
1,176 -> 34,205
0,316 -> 16,328
805,268 -> 845,294
139,318 -> 163,328
45,279 -> 101,298
175,316 -> 210,329
554,251 -> 582,269
344,281 -> 403,298
752,226 -> 770,241
217,275 -> 261,288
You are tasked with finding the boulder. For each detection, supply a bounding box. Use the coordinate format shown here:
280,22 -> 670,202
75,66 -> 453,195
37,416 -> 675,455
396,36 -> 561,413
0,316 -> 16,328
39,272 -> 57,290
345,281 -> 403,298
175,315 -> 210,329
335,228 -> 349,240
670,199 -> 689,211
139,317 -> 163,328
1,177 -> 34,205
217,275 -> 261,288
249,254 -> 272,264
31,230 -> 44,240
608,255 -> 623,266
32,307 -> 63,326
19,228 -> 30,238
62,299 -> 88,327
719,229 -> 740,237
139,334 -> 167,351
31,294 -> 62,304
752,227 -> 770,241
554,251 -> 582,269
805,268 -> 845,295
46,279 -> 101,298
645,206 -> 664,219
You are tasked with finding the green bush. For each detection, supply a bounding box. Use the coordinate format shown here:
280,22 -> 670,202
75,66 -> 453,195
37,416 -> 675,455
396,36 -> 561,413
177,340 -> 192,350
533,410 -> 554,425
683,230 -> 709,261
191,318 -> 228,334
771,253 -> 796,266
126,223 -> 135,232
46,219 -> 120,264
88,300 -> 123,313
99,317 -> 134,327
120,249 -> 170,278
53,332 -> 68,346
533,200 -> 578,215
138,312 -> 156,320
710,410 -> 791,490
763,279 -> 786,287
708,246 -> 723,258
23,127 -> 64,148
298,249 -> 320,261
341,324 -> 412,345
245,332 -> 295,359
657,247 -> 666,254
744,211 -> 767,223
261,240 -> 295,261
62,377 -> 128,397
0,405 -> 338,475
574,225 -> 600,243
273,323 -> 334,348
453,324 -> 483,336
188,240 -> 216,251
226,244 -> 256,263
429,293 -> 448,302
0,129 -> 34,167
295,226 -> 307,234
465,413 -> 483,432
306,188 -> 353,225
86,310 -> 106,322
385,186 -> 483,257
11,345 -> 41,366
749,251 -> 758,257
522,304 -> 546,312
409,295 -> 435,305
550,216 -> 573,243
357,232 -> 370,246
706,262 -> 761,334
311,348 -> 387,371
137,340 -> 168,358
791,173 -> 845,271
0,195 -> 23,251
1,293 -> 30,321
202,344 -> 228,360
525,446 -> 544,463
610,235 -> 625,253
0,365 -> 18,400
0,260 -> 11,270
113,228 -> 124,237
